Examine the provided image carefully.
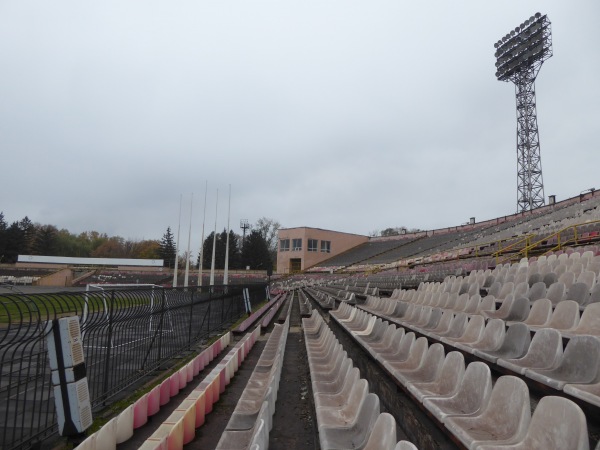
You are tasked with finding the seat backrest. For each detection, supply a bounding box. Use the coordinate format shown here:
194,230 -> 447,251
473,319 -> 505,350
435,351 -> 465,397
546,282 -> 566,305
517,396 -> 589,450
505,296 -> 531,322
476,376 -> 531,440
528,281 -> 547,301
363,413 -> 397,450
573,303 -> 600,336
559,335 -> 600,382
567,282 -> 590,306
524,298 -> 552,326
453,362 -> 493,414
548,301 -> 581,330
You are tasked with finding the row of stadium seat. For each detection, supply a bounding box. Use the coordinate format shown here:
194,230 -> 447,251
329,302 -> 591,450
303,310 -> 418,450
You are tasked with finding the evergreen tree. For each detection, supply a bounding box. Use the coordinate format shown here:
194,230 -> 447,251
160,227 -> 177,268
200,229 -> 241,270
241,230 -> 271,271
0,212 -> 7,263
33,224 -> 58,255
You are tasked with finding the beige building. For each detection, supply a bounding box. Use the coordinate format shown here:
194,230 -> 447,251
276,227 -> 368,274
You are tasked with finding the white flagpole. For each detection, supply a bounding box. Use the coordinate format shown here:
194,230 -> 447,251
223,185 -> 231,286
198,181 -> 208,287
184,193 -> 194,288
173,194 -> 182,288
209,189 -> 219,286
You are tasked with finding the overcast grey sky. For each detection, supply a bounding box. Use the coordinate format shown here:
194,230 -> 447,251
1,1 -> 599,255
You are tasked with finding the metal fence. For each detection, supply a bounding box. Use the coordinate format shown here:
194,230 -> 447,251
0,284 -> 266,450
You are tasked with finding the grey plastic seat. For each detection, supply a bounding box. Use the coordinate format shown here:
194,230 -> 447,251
587,283 -> 600,306
525,335 -> 600,389
423,362 -> 492,423
315,368 -> 361,409
487,282 -> 502,299
313,360 -> 355,395
362,413 -> 398,450
455,319 -> 505,354
482,294 -> 514,319
476,396 -> 589,450
546,281 -> 566,305
474,323 -> 531,364
564,302 -> 600,338
559,271 -> 575,290
395,441 -> 418,450
435,312 -> 469,339
376,332 -> 416,365
421,310 -> 453,336
542,272 -> 558,288
408,351 -> 465,402
528,272 -> 543,287
514,298 -> 552,328
414,307 -> 442,333
497,328 -> 563,375
566,282 -> 590,307
395,343 -> 445,386
564,354 -> 600,408
441,315 -> 485,346
444,376 -> 531,450
514,281 -> 529,298
370,327 -> 405,357
318,393 -> 380,450
385,337 -> 428,374
316,379 -> 369,428
530,300 -> 580,332
463,294 -> 481,314
497,282 -> 514,300
476,295 -> 496,315
501,296 -> 531,322
577,270 -> 596,290
527,281 -> 547,301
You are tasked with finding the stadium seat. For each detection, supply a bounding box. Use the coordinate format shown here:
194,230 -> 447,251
395,343 -> 445,386
530,300 -> 580,331
455,319 -> 505,354
444,376 -> 530,449
318,393 -> 380,450
515,298 -> 552,328
497,328 -> 563,375
473,323 -> 531,364
407,351 -> 465,402
423,362 -> 492,422
564,302 -> 600,338
476,396 -> 589,450
441,315 -> 485,346
525,335 -> 600,389
363,413 -> 398,450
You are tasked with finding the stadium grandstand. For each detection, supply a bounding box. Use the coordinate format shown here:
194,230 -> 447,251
12,188 -> 596,450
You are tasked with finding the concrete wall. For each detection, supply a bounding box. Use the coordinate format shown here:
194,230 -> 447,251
276,227 -> 368,274
34,268 -> 73,287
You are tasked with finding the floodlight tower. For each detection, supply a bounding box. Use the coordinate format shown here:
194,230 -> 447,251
494,12 -> 553,213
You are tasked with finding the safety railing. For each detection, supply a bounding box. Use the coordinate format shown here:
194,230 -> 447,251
0,284 -> 266,450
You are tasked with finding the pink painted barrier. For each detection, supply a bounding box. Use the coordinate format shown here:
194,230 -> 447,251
147,385 -> 161,417
133,393 -> 149,429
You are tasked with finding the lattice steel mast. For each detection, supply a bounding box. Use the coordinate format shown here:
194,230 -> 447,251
494,13 -> 553,213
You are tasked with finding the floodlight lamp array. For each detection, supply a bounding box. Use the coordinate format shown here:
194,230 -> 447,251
493,13 -> 552,82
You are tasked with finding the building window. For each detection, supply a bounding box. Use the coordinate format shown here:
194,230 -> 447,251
292,238 -> 302,251
279,239 -> 290,252
308,239 -> 318,252
320,240 -> 331,253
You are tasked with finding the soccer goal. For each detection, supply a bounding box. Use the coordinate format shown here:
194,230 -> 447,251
83,283 -> 174,348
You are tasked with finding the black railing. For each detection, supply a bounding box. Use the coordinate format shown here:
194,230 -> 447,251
0,284 -> 266,450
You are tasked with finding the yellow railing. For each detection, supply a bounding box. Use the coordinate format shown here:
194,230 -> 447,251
495,219 -> 600,264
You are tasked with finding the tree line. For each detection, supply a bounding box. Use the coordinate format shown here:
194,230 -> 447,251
0,212 -> 279,271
